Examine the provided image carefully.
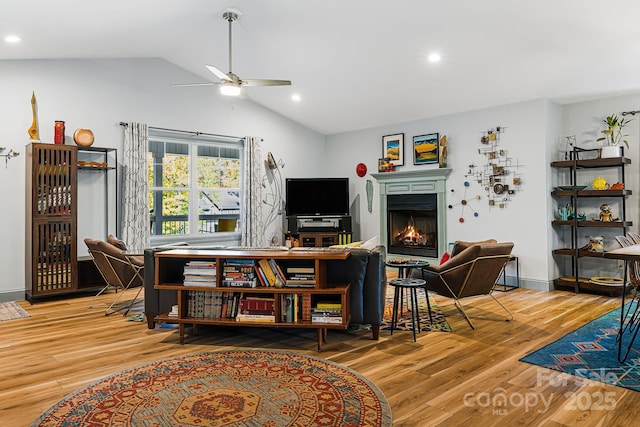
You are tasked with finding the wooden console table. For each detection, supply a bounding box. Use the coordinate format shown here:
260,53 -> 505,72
154,248 -> 351,351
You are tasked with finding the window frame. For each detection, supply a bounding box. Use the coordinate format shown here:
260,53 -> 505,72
147,131 -> 244,246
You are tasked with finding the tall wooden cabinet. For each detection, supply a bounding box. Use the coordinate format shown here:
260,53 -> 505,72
551,148 -> 632,295
25,143 -> 115,301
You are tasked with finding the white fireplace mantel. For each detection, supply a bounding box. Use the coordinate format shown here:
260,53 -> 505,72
372,168 -> 452,260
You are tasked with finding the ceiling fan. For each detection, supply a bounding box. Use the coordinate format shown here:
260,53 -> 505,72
172,9 -> 291,97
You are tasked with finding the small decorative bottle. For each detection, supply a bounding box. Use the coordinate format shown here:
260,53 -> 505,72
54,121 -> 65,145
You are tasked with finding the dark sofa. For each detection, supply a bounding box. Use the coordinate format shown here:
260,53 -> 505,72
143,245 -> 388,339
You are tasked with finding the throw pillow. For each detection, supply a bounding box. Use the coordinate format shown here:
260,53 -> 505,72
439,252 -> 451,264
360,235 -> 379,250
329,241 -> 363,249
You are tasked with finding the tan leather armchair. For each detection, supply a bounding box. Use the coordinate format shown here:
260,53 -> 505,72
412,240 -> 514,329
84,237 -> 144,316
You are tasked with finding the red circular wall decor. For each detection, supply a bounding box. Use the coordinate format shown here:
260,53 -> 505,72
356,163 -> 367,177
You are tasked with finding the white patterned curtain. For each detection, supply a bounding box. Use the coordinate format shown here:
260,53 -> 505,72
121,122 -> 150,250
241,136 -> 264,246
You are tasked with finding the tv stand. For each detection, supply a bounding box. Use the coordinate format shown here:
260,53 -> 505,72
287,215 -> 351,233
298,232 -> 340,247
285,215 -> 352,248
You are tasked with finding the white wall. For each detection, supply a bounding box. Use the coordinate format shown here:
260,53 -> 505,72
558,94 -> 640,281
0,58 -> 325,300
327,95 -> 640,291
326,99 -> 551,289
2,57 -> 639,300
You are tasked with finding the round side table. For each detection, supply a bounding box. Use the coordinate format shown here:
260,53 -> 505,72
385,259 -> 430,279
388,278 -> 427,342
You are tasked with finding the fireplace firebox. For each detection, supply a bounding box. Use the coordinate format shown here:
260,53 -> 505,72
387,194 -> 438,258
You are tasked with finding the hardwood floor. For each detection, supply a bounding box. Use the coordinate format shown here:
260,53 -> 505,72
2,282 -> 638,426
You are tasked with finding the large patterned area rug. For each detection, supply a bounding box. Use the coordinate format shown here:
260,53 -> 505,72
520,302 -> 640,392
380,287 -> 452,333
0,301 -> 30,321
33,350 -> 392,427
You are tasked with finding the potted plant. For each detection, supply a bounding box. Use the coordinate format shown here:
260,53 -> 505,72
597,114 -> 632,158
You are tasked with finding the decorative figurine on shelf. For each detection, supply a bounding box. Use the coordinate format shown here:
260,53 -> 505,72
558,205 -> 569,221
54,121 -> 65,145
28,91 -> 40,141
610,182 -> 625,190
439,134 -> 448,168
597,204 -> 618,222
580,236 -> 605,253
592,176 -> 608,190
563,135 -> 576,160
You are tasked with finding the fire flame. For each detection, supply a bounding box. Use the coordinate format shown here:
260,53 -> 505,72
394,216 -> 429,246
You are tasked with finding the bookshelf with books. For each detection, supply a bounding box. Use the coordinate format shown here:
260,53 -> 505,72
153,248 -> 351,351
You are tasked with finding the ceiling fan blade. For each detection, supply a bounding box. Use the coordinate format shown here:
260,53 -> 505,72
206,65 -> 231,81
242,79 -> 292,87
170,82 -> 218,87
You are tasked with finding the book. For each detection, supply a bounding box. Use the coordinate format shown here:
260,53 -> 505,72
236,313 -> 276,323
301,294 -> 312,321
287,266 -> 315,274
285,279 -> 315,287
311,316 -> 343,324
168,304 -> 179,317
239,297 -> 274,312
254,265 -> 268,287
316,301 -> 342,310
183,268 -> 217,276
268,259 -> 287,285
311,308 -> 342,316
221,279 -> 256,288
257,259 -> 278,286
282,294 -> 295,322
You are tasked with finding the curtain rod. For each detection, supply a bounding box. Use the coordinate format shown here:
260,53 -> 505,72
118,122 -> 243,141
622,110 -> 640,116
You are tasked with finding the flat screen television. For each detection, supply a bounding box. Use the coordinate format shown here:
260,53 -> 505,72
285,178 -> 350,217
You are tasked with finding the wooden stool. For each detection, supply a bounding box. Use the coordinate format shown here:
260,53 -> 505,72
389,278 -> 427,342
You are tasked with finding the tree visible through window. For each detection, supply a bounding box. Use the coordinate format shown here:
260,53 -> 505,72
148,135 -> 242,237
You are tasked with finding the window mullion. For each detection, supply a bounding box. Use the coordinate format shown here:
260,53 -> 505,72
189,145 -> 199,234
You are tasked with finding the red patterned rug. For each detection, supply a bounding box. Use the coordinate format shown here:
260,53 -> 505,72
33,350 -> 392,427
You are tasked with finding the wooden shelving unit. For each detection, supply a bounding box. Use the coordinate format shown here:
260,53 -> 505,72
551,148 -> 632,295
153,248 -> 352,351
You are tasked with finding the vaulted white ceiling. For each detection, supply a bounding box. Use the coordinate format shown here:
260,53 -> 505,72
3,1 -> 640,135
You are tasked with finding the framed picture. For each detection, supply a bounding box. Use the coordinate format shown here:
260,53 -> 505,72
382,133 -> 404,166
413,133 -> 439,165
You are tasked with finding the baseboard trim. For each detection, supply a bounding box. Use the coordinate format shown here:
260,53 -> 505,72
0,290 -> 27,303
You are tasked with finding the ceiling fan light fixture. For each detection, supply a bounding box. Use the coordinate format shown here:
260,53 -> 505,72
220,82 -> 242,96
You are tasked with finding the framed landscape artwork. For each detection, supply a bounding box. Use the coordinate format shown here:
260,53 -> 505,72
382,133 -> 404,166
413,133 -> 439,165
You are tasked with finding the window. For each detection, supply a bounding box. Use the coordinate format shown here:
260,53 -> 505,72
148,132 -> 243,238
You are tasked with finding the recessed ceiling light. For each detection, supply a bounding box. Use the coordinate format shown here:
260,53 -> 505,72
291,94 -> 301,102
4,35 -> 21,43
427,52 -> 441,63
